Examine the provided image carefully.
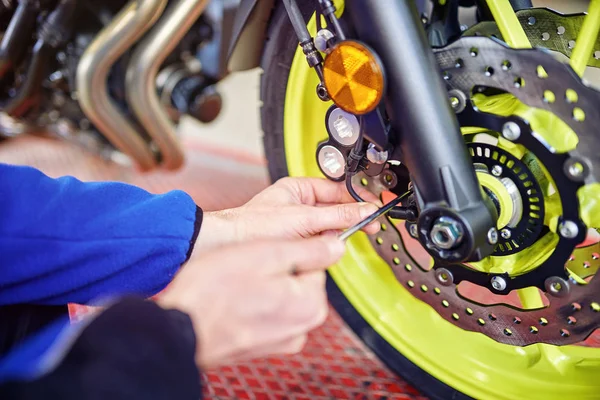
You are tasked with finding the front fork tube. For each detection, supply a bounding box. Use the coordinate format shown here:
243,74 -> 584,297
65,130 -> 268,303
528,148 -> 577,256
345,0 -> 497,262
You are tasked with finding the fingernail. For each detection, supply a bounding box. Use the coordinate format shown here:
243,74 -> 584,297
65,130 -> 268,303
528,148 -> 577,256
326,237 -> 346,257
359,203 -> 378,219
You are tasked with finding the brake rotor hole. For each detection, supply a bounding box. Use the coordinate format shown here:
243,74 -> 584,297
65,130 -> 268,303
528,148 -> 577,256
572,302 -> 582,311
530,326 -> 538,334
452,313 -> 460,320
583,261 -> 590,269
485,66 -> 494,77
421,284 -> 428,292
381,223 -> 387,231
539,317 -> 548,326
392,243 -> 399,251
565,89 -> 578,103
466,308 -> 474,315
514,77 -> 525,88
527,16 -> 536,25
455,58 -> 464,68
478,318 -> 486,326
560,329 -> 570,338
489,313 -> 497,321
393,257 -> 400,265
536,65 -> 548,78
504,328 -> 512,336
407,280 -> 415,288
573,107 -> 585,122
543,90 -> 555,104
568,40 -> 576,49
470,47 -> 478,57
541,32 -> 550,41
376,237 -> 383,245
567,316 -> 577,325
591,302 -> 600,312
405,264 -> 412,272
513,317 -> 522,324
501,60 -> 512,71
360,178 -> 368,186
593,253 -> 599,260
442,300 -> 450,308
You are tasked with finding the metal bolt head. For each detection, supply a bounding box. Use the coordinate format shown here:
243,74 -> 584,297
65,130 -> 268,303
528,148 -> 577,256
430,217 -> 464,250
328,108 -> 360,146
315,29 -> 335,53
491,165 -> 503,177
318,145 -> 345,179
366,143 -> 388,164
491,276 -> 507,291
559,220 -> 579,239
408,223 -> 418,238
502,122 -> 521,141
487,227 -> 499,245
500,228 -> 511,239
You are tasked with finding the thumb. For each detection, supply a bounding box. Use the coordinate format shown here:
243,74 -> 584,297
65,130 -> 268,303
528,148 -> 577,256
304,202 -> 380,234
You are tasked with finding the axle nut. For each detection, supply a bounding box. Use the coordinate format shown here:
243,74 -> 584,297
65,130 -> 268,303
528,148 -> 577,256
430,217 -> 464,250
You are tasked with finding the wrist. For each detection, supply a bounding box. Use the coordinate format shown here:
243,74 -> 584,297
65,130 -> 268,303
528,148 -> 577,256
192,208 -> 243,256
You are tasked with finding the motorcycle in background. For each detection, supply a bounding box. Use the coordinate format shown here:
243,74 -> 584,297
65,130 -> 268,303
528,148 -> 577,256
2,1 -> 600,399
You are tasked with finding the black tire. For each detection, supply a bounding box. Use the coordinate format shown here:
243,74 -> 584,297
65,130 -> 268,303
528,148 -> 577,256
259,2 -> 471,400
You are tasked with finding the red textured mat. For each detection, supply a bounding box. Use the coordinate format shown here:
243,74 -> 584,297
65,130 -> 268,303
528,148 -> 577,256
0,136 -> 428,399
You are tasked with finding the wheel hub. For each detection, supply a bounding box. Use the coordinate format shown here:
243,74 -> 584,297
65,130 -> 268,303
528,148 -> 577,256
360,35 -> 600,346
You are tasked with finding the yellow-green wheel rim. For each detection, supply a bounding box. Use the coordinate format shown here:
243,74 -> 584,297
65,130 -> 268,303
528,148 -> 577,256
282,5 -> 600,400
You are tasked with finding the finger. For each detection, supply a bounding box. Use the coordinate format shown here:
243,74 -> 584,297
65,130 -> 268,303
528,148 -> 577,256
302,202 -> 380,234
282,177 -> 379,206
266,236 -> 346,276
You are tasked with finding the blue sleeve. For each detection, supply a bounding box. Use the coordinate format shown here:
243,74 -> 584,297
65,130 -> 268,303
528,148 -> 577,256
0,163 -> 202,305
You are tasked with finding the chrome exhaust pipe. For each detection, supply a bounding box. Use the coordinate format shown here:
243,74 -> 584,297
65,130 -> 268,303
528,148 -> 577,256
76,0 -> 168,171
126,0 -> 210,171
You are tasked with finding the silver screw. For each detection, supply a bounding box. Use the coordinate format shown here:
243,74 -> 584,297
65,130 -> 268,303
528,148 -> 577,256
315,29 -> 335,53
435,268 -> 454,286
502,122 -> 521,141
430,217 -> 464,250
408,223 -> 418,238
491,165 -> 503,177
318,145 -> 345,179
500,229 -> 511,239
559,220 -> 579,239
366,143 -> 388,164
328,108 -> 360,146
487,227 -> 499,245
491,276 -> 507,291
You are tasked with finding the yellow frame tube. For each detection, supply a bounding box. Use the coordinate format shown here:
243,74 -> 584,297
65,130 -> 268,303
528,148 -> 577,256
570,0 -> 600,77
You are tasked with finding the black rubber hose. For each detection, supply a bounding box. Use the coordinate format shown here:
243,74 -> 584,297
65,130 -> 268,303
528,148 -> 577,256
5,0 -> 76,117
0,0 -> 39,79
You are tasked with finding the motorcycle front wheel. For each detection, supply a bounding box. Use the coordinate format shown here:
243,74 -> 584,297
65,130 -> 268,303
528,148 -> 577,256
259,1 -> 600,399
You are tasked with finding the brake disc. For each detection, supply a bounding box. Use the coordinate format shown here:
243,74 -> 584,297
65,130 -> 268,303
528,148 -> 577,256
364,35 -> 600,346
463,7 -> 600,68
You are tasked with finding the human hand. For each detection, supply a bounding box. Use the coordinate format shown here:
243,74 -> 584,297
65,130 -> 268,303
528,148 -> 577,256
195,177 -> 381,252
157,236 -> 345,369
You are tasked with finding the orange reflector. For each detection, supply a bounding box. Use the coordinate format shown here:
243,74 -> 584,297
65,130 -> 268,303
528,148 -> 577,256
323,40 -> 385,115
